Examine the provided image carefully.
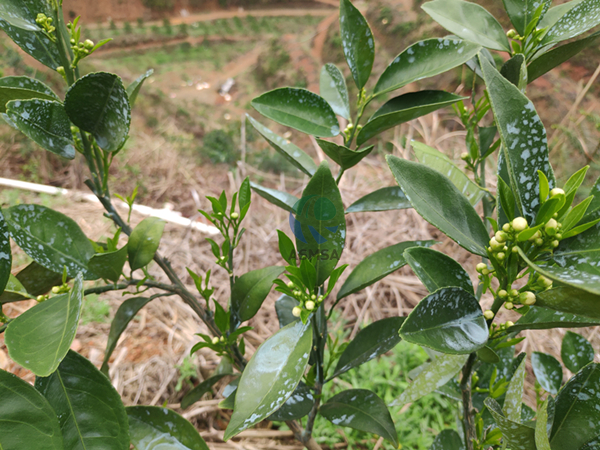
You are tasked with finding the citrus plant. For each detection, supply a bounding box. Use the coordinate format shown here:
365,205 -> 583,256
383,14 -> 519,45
1,0 -> 600,450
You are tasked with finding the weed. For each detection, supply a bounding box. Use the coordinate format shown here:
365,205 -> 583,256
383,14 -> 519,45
200,129 -> 238,164
175,356 -> 198,392
80,294 -> 111,325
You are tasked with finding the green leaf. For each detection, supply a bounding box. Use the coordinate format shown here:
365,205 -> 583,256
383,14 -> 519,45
293,161 -> 346,286
35,350 -> 129,450
400,287 -> 488,354
251,88 -> 340,137
561,331 -> 594,373
404,247 -> 474,294
539,0 -> 586,28
542,0 -> 600,45
64,72 -> 131,152
507,306 -> 600,333
0,274 -> 33,303
250,182 -> 299,213
0,76 -> 59,113
247,115 -> 317,176
532,351 -> 562,394
320,389 -> 398,447
224,320 -> 312,440
5,99 -> 76,159
5,274 -> 83,376
181,374 -> 231,409
580,437 -> 600,450
412,141 -> 486,206
218,378 -> 239,410
422,0 -> 510,51
268,382 -> 315,421
127,406 -> 209,450
387,155 -> 489,256
231,266 -> 285,323
374,38 -> 481,97
392,353 -> 468,406
480,55 -> 555,224
320,63 -> 350,119
127,217 -> 165,271
500,54 -> 528,91
502,0 -> 551,35
316,139 -> 373,170
551,363 -> 600,449
535,398 -> 553,450
337,240 -> 435,300
101,296 -> 156,374
331,317 -> 405,379
346,186 -> 411,213
278,230 -> 297,266
485,397 -> 537,450
126,69 -> 153,107
0,18 -> 61,70
339,0 -> 374,90
88,246 -> 127,283
477,346 -> 500,363
275,294 -> 300,328
356,91 -> 465,146
536,286 -> 600,320
429,429 -> 464,449
0,368 -> 64,450
239,177 -> 251,213
0,210 -> 11,295
529,31 -> 600,82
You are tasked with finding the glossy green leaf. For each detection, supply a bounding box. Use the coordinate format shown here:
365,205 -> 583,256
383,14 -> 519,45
561,331 -> 594,373
64,72 -> 131,152
0,210 -> 11,294
375,38 -> 480,97
127,406 -> 209,450
536,286 -> 600,320
268,382 -> 315,421
532,352 -> 562,394
218,378 -> 239,410
551,363 -> 600,449
247,115 -> 317,176
501,54 -> 528,91
6,99 -> 75,159
293,161 -> 346,286
331,317 -> 405,379
387,155 -> 489,256
320,389 -> 398,447
5,274 -> 83,376
224,320 -> 312,440
337,240 -> 435,300
346,186 -> 411,213
0,369 -> 64,450
477,346 -> 500,363
11,261 -> 62,297
251,88 -> 340,137
0,18 -> 61,70
0,0 -> 49,30
485,398 -> 537,450
535,399 -> 552,450
320,63 -> 350,119
275,294 -> 300,328
422,0 -> 510,51
507,306 -> 600,333
542,0 -> 600,45
35,350 -> 129,450
404,247 -> 474,294
502,0 -> 550,35
316,139 -> 373,170
0,76 -> 59,113
181,374 -> 231,410
101,296 -> 156,374
529,31 -> 600,82
126,69 -> 153,107
400,287 -> 488,354
480,55 -> 555,224
339,0 -> 374,90
430,429 -> 464,450
356,91 -> 465,146
88,246 -> 127,283
231,265 -> 285,323
392,353 -> 468,406
0,275 -> 32,303
504,354 -> 526,420
412,141 -> 486,206
250,182 -> 299,213
127,217 -> 165,272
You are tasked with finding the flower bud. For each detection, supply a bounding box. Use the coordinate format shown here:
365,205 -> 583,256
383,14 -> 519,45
292,306 -> 302,317
495,231 -> 507,243
506,321 -> 514,328
502,223 -> 511,232
520,291 -> 536,305
482,268 -> 490,276
36,295 -> 45,302
512,246 -> 518,253
460,152 -> 470,161
51,286 -> 61,294
512,217 -> 528,232
507,29 -> 517,38
305,301 -> 315,311
310,294 -> 316,300
545,218 -> 558,235
550,188 -> 565,197
510,289 -> 519,298
230,212 -> 239,219
538,275 -> 553,288
552,240 -> 559,248
287,281 -> 294,288
318,295 -> 324,301
220,336 -> 225,342
490,237 -> 504,251
56,66 -> 65,75
505,302 -> 514,310
84,39 -> 94,49
497,252 -> 505,261
476,263 -> 487,273
535,238 -> 544,246
211,337 -> 220,344
498,289 -> 508,298
484,310 -> 495,320
556,233 -> 562,239
528,230 -> 541,241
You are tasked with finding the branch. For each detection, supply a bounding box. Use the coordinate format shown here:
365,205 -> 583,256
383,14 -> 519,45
461,353 -> 477,450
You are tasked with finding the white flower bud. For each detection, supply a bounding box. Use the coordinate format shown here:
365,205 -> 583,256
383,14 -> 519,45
211,337 -> 220,345
292,306 -> 302,317
498,289 -> 508,298
550,188 -> 565,197
520,291 -> 536,305
476,263 -> 488,273
512,217 -> 528,232
484,310 -> 495,320
305,301 -> 315,311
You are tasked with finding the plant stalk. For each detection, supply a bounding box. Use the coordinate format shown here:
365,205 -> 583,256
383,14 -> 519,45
461,353 -> 477,450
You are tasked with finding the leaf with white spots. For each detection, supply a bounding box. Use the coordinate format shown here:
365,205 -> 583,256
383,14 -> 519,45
391,353 -> 468,406
504,354 -> 527,420
5,99 -> 75,159
251,88 -> 340,137
0,210 -> 11,295
5,274 -> 83,377
346,186 -> 412,213
268,382 -> 315,421
561,331 -> 594,373
532,352 -> 562,394
400,287 -> 488,354
224,320 -> 312,440
480,55 -> 555,224
0,0 -> 48,30
3,204 -> 96,279
375,38 -> 481,97
65,72 -> 131,152
320,389 -> 399,447
485,398 -> 537,450
320,63 -> 350,120
542,0 -> 600,45
535,398 -> 553,450
404,247 -> 474,294
507,305 -> 600,333
422,0 -> 511,51
339,0 -> 374,90
0,76 -> 59,113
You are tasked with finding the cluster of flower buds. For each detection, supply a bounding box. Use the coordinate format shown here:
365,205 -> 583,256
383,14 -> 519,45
36,13 -> 56,41
289,281 -> 324,317
490,320 -> 515,332
211,336 -> 226,345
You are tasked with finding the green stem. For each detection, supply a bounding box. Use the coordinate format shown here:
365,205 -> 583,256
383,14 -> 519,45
83,279 -> 178,296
